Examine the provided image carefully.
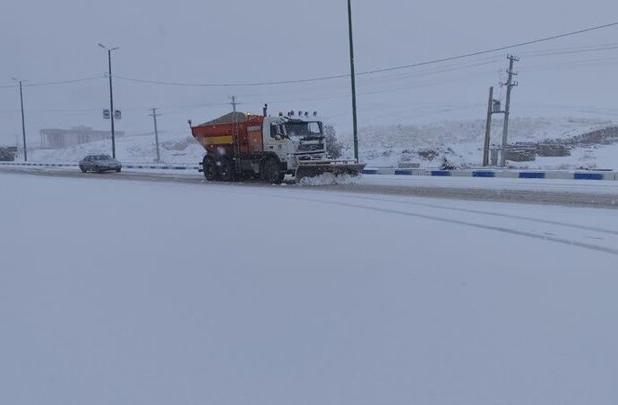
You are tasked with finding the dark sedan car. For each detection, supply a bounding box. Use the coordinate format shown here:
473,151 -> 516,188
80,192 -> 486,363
79,154 -> 122,173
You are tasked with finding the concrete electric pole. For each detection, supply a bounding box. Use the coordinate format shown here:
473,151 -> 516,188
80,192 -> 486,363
500,55 -> 519,167
482,86 -> 505,166
149,108 -> 161,162
483,86 -> 494,167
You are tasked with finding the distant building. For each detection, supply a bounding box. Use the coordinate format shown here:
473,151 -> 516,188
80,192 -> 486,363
40,126 -> 125,149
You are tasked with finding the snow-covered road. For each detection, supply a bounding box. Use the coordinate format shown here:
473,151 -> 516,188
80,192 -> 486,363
3,164 -> 618,207
1,172 -> 617,404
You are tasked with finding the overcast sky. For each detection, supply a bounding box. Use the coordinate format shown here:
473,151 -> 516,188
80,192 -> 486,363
1,0 -> 618,146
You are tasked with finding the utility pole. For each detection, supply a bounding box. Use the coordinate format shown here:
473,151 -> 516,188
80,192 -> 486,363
99,43 -> 119,158
231,96 -> 241,174
347,0 -> 359,162
149,108 -> 161,162
500,55 -> 519,167
13,79 -> 28,162
482,86 -> 494,167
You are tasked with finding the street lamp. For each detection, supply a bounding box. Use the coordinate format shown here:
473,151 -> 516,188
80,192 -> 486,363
347,0 -> 359,162
98,43 -> 119,158
11,77 -> 27,162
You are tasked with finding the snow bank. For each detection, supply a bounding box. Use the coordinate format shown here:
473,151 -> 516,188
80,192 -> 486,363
298,173 -> 362,186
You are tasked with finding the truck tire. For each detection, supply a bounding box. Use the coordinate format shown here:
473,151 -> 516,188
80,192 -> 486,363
217,157 -> 235,182
262,158 -> 284,184
203,156 -> 217,181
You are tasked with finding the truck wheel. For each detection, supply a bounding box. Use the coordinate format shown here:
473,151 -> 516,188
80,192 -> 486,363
217,158 -> 235,182
80,166 -> 87,173
263,158 -> 284,184
203,156 -> 217,181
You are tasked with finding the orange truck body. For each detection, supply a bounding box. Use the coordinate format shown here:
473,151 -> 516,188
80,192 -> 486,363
191,113 -> 265,159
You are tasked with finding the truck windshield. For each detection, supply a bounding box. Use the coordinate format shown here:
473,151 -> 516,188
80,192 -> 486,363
284,121 -> 323,137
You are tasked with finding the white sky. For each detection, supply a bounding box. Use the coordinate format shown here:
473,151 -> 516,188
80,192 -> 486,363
1,0 -> 618,146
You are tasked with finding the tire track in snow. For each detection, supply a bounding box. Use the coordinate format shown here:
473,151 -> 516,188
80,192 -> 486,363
224,188 -> 618,257
318,193 -> 618,237
292,197 -> 618,256
3,167 -> 618,250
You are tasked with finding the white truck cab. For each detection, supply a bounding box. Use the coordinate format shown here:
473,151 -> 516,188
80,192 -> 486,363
262,116 -> 328,173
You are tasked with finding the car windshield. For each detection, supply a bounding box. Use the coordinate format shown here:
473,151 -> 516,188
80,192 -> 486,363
94,155 -> 111,161
284,121 -> 323,137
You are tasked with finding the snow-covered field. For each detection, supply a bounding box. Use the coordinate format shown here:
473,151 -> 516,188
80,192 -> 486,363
28,133 -> 204,164
1,172 -> 617,404
528,142 -> 618,170
20,116 -> 617,170
338,117 -> 617,169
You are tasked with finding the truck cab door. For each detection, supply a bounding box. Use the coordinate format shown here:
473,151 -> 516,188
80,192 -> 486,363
264,123 -> 286,155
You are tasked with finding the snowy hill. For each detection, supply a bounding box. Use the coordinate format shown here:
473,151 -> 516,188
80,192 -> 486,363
29,134 -> 204,164
26,117 -> 617,170
339,117 -> 617,169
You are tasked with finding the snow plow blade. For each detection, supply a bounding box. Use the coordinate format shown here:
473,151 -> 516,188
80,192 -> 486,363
295,160 -> 366,181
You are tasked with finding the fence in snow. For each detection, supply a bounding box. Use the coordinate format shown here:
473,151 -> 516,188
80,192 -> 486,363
1,161 -> 616,181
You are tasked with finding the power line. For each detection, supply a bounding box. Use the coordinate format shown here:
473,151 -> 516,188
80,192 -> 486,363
520,55 -> 618,72
1,54 -> 615,118
113,21 -> 618,88
1,22 -> 617,92
24,75 -> 104,88
360,22 -> 618,76
521,43 -> 618,58
0,75 -> 103,89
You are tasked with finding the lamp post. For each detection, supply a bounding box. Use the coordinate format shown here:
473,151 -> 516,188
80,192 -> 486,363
98,43 -> 119,158
347,0 -> 359,162
11,77 -> 27,162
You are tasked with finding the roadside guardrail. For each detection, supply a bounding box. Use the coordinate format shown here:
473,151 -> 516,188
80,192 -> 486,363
362,167 -> 617,181
0,161 -> 200,170
1,161 -> 616,181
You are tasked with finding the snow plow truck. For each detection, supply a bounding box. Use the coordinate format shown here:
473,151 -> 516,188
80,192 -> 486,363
190,111 -> 364,183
